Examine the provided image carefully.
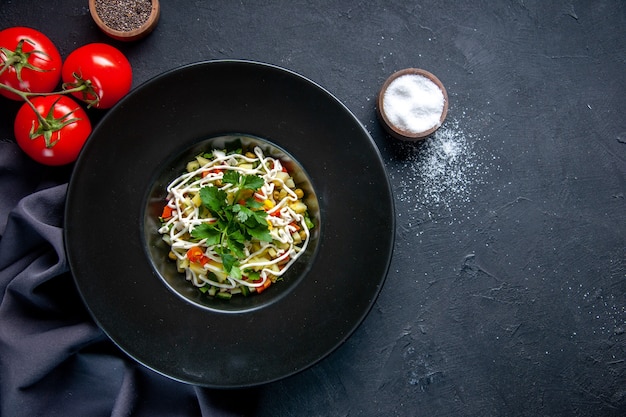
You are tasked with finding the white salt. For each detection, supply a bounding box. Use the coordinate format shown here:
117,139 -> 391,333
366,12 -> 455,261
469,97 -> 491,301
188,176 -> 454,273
387,118 -> 492,225
382,74 -> 445,134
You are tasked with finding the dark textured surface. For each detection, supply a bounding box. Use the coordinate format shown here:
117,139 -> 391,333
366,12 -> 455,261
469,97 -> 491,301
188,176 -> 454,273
1,1 -> 625,416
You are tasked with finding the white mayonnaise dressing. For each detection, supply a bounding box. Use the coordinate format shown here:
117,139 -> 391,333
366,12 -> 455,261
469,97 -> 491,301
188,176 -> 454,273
158,146 -> 311,292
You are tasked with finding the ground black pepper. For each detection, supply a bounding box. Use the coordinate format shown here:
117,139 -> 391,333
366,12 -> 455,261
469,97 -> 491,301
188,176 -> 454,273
94,0 -> 152,32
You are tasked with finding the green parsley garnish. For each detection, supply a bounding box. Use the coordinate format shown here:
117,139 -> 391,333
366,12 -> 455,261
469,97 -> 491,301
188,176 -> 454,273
190,171 -> 272,278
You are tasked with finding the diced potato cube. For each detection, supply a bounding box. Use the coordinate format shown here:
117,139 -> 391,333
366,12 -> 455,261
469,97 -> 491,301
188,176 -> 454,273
189,262 -> 205,275
214,270 -> 227,283
275,171 -> 289,182
177,258 -> 189,273
289,201 -> 308,214
186,161 -> 200,172
191,193 -> 202,207
196,155 -> 211,166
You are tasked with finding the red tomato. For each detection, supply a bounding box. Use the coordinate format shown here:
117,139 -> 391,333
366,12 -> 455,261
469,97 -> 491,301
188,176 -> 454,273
14,95 -> 92,166
0,27 -> 62,100
61,43 -> 132,109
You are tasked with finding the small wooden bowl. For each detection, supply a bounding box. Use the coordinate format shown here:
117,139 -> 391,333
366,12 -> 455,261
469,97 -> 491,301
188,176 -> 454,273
377,68 -> 448,141
89,0 -> 160,42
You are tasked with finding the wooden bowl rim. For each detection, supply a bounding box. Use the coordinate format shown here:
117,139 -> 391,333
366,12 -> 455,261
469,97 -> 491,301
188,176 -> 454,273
89,0 -> 160,42
377,68 -> 449,141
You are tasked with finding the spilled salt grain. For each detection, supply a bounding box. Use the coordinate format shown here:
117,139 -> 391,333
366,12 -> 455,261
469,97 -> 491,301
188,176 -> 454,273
382,74 -> 444,134
388,117 -> 492,225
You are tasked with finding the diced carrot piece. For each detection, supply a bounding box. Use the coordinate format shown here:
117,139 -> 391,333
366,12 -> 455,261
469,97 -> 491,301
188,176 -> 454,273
202,168 -> 222,178
256,279 -> 272,294
161,205 -> 173,219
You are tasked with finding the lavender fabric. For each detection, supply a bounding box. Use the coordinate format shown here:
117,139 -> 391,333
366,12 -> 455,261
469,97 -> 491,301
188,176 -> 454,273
0,142 -> 259,416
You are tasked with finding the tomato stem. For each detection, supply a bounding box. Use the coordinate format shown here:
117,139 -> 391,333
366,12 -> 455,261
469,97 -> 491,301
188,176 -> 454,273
0,39 -> 50,83
0,79 -> 89,98
0,52 -> 95,140
61,72 -> 100,108
1,37 -> 99,107
26,97 -> 52,131
0,81 -> 86,147
0,57 -> 16,76
0,82 -> 52,130
30,96 -> 82,148
1,36 -> 94,154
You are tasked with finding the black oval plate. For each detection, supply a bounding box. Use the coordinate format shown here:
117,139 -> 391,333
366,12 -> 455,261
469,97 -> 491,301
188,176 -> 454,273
65,60 -> 395,388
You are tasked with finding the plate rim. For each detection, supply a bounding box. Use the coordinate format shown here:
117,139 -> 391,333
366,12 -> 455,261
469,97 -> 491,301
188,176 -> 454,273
65,59 -> 396,387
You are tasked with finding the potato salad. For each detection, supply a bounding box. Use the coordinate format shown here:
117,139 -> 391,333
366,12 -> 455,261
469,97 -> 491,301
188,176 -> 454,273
158,146 -> 314,299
